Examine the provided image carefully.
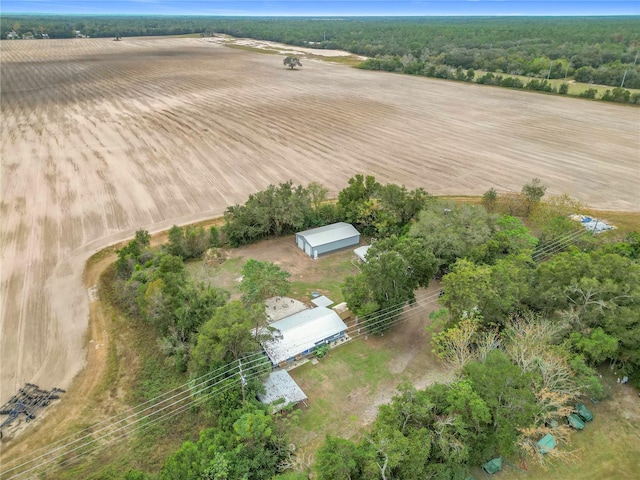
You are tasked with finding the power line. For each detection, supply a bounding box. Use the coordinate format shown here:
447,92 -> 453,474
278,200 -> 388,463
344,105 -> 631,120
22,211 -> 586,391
2,349 -> 267,467
33,355 -> 274,477
2,290 -> 442,478
1,354 -> 269,477
3,226 -> 589,477
47,299 -> 443,476
532,228 -> 591,261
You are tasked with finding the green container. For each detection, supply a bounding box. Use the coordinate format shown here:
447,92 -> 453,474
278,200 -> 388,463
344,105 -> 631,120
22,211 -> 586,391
537,433 -> 557,454
568,413 -> 585,430
482,457 -> 503,474
575,403 -> 593,422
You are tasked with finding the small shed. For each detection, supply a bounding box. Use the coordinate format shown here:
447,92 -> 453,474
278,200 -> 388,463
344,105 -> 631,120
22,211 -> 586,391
262,307 -> 348,366
332,302 -> 352,321
354,245 -> 371,262
257,370 -> 308,413
296,222 -> 360,258
311,295 -> 334,308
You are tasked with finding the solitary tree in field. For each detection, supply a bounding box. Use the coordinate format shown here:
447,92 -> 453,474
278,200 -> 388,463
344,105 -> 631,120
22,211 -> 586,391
284,56 -> 302,69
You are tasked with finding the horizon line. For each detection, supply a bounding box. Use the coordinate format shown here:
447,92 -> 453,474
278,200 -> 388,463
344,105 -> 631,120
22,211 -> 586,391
3,12 -> 640,17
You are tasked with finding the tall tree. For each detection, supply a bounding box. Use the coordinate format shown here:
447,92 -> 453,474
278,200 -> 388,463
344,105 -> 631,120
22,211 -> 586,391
190,301 -> 264,374
314,436 -> 361,480
463,349 -> 540,457
344,236 -> 437,334
468,215 -> 538,264
307,181 -> 329,219
440,255 -> 533,325
239,259 -> 291,307
521,177 -> 548,215
481,187 -> 498,213
166,225 -> 185,257
337,174 -> 381,233
409,201 -> 496,273
367,236 -> 438,289
376,184 -> 430,236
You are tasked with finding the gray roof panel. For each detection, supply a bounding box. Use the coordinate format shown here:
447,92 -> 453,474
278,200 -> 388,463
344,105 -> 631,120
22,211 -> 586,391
257,370 -> 307,412
297,222 -> 360,248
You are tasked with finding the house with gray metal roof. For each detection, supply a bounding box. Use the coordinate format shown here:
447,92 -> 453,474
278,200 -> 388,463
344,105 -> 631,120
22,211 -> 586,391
262,306 -> 348,366
257,370 -> 308,413
296,222 -> 360,258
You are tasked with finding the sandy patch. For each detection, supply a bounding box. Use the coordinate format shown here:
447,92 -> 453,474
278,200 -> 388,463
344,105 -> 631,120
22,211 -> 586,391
206,34 -> 367,59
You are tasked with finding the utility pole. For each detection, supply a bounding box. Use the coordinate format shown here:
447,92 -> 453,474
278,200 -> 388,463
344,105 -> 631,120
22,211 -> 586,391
621,51 -> 638,88
546,61 -> 553,81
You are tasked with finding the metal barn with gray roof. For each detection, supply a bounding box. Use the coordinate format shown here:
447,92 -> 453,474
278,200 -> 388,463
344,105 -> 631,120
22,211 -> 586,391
296,222 -> 360,258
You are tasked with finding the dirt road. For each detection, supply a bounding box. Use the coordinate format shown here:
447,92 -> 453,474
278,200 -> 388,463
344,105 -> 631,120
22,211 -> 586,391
1,37 -> 638,413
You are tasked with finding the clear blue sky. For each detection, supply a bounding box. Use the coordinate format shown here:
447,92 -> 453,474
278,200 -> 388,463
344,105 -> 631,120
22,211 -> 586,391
2,1 -> 639,16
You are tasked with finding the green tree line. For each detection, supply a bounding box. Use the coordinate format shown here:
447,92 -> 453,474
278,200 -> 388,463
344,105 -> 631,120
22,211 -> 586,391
3,15 -> 639,89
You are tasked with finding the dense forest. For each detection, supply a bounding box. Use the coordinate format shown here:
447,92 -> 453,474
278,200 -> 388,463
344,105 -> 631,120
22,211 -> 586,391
2,15 -> 639,90
64,176 -> 638,479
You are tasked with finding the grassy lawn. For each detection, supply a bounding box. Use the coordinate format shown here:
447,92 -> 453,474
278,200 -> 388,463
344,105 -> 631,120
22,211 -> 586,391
290,252 -> 360,303
586,210 -> 640,235
289,337 -> 640,480
287,288 -> 452,456
498,375 -> 640,480
186,256 -> 245,298
185,243 -> 361,304
473,69 -> 640,97
292,342 -> 394,437
288,340 -> 396,453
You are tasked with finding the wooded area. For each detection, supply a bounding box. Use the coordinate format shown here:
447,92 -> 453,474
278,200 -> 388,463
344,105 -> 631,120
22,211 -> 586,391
2,16 -> 639,92
96,176 -> 640,479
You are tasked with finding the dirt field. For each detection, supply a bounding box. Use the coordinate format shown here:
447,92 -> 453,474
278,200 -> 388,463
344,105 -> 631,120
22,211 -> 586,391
1,36 -> 638,417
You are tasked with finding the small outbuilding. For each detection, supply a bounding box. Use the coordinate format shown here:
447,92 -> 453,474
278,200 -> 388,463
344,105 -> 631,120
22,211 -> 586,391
262,306 -> 348,366
354,245 -> 371,262
296,222 -> 360,258
311,295 -> 334,308
257,370 -> 308,413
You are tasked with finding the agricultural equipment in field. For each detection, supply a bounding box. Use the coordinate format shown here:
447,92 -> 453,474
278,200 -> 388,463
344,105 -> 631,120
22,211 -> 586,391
0,383 -> 65,439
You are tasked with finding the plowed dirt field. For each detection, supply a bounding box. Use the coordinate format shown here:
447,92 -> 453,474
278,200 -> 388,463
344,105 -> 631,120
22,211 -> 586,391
1,37 -> 638,409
